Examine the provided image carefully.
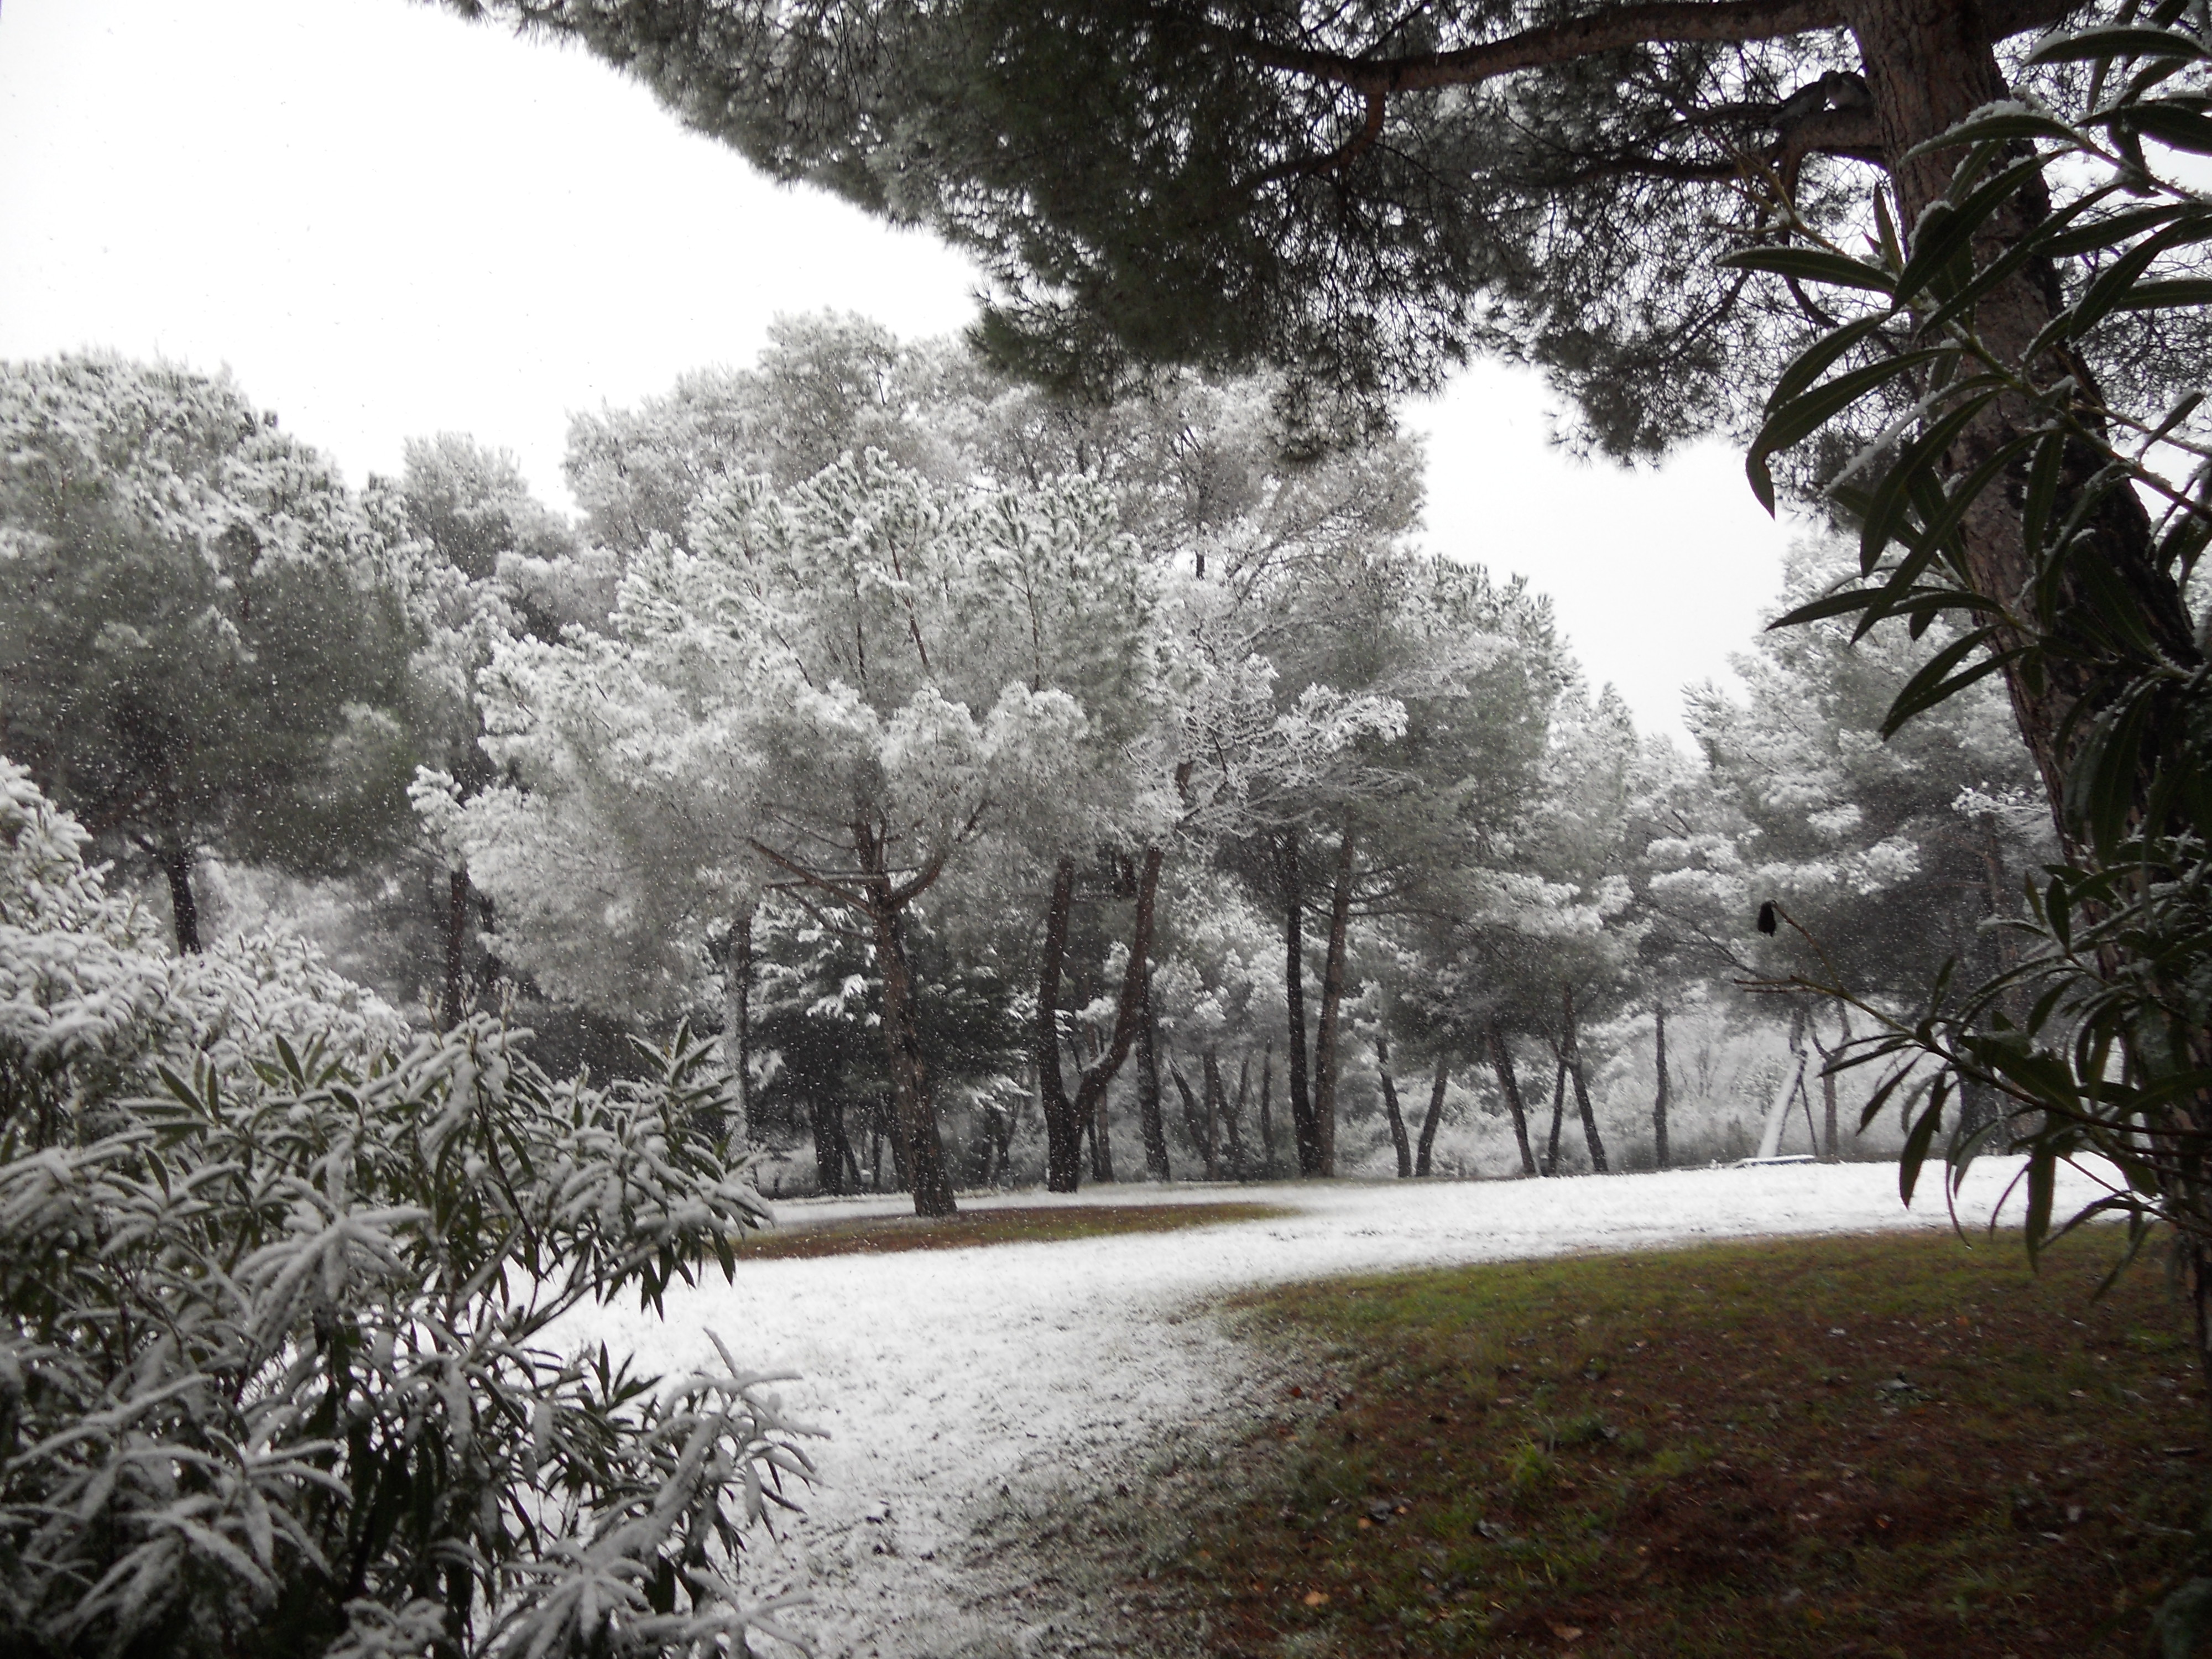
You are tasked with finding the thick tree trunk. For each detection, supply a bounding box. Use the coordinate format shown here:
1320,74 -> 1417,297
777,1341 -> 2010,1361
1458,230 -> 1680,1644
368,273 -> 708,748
1257,1047 -> 1277,1177
1308,819 -> 1357,1178
809,1096 -> 848,1193
1278,829 -> 1319,1175
870,901 -> 957,1217
1036,855 -> 1087,1192
1136,957 -> 1172,1180
1487,1022 -> 1540,1178
1415,1057 -> 1447,1177
1375,1031 -> 1412,1178
441,868 -> 470,1029
160,834 -> 201,955
1850,0 -> 2199,836
1652,1000 -> 1671,1171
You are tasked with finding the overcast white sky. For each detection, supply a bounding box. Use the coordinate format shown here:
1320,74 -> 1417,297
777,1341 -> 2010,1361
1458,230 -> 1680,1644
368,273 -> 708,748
0,0 -> 1796,739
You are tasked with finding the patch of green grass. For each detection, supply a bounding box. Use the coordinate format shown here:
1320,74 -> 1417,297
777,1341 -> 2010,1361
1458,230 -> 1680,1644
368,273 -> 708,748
735,1200 -> 1294,1259
1133,1229 -> 2212,1658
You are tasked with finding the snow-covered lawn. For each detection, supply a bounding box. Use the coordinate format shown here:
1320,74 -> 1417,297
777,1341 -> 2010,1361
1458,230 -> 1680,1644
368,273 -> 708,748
568,1159 -> 2106,1658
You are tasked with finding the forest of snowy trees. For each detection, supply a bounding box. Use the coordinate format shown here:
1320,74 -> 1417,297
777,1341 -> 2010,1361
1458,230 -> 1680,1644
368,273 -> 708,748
0,323 -> 2048,1220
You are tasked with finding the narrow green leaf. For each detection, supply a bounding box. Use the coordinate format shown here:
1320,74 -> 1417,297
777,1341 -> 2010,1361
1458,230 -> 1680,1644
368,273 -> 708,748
1895,156 -> 2050,307
2042,200 -> 2198,257
1747,349 -> 1947,512
2111,277 -> 2212,309
2030,24 -> 2212,63
1859,392 -> 2001,571
1900,1078 -> 1949,1207
1718,246 -> 1897,294
1880,628 -> 2008,737
1763,314 -> 1888,416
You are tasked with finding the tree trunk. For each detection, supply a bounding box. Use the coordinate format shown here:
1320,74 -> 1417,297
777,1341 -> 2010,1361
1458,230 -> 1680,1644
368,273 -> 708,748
1168,1058 -> 1218,1180
1545,1050 -> 1568,1176
1828,1003 -> 1851,1160
441,867 -> 471,1029
719,905 -> 754,1155
1136,956 -> 1172,1180
841,1107 -> 865,1193
160,833 -> 201,955
1415,1057 -> 1447,1177
1486,1022 -> 1539,1178
1375,1031 -> 1412,1178
870,900 -> 957,1217
1308,818 -> 1357,1178
1036,855 -> 1087,1192
1278,828 -> 1319,1175
1067,846 -> 1165,1183
809,1096 -> 848,1193
1226,1052 -> 1252,1179
1203,1050 -> 1230,1179
1850,0 -> 2199,836
1257,1047 -> 1277,1177
1652,1000 -> 1671,1171
1562,984 -> 1609,1174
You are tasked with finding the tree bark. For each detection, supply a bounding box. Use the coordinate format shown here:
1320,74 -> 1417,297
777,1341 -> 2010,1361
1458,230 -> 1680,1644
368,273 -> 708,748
1375,1031 -> 1412,1178
1068,846 -> 1164,1182
1562,983 -> 1610,1174
1277,828 -> 1319,1175
870,900 -> 957,1217
809,1096 -> 848,1193
719,905 -> 754,1155
1309,818 -> 1357,1178
1848,0 -> 2199,838
1205,1049 -> 1239,1178
1225,1051 -> 1252,1179
1136,955 -> 1172,1180
160,833 -> 201,955
1545,1049 -> 1569,1176
1168,1057 -> 1218,1180
1036,855 -> 1087,1192
1257,1046 -> 1277,1177
1415,1057 -> 1447,1177
1486,1021 -> 1540,1178
441,867 -> 471,1030
1652,1000 -> 1671,1171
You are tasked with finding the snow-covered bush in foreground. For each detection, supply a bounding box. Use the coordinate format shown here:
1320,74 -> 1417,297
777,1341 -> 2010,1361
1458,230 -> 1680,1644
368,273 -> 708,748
0,760 -> 810,1657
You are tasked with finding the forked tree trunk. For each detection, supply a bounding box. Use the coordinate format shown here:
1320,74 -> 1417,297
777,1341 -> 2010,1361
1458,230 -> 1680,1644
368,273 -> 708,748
1652,1000 -> 1671,1171
1415,1058 -> 1447,1177
1036,857 -> 1087,1191
1168,1058 -> 1218,1180
1486,1022 -> 1539,1178
1375,1031 -> 1412,1178
1561,984 -> 1609,1174
1308,819 -> 1357,1178
1277,828 -> 1319,1175
160,834 -> 201,955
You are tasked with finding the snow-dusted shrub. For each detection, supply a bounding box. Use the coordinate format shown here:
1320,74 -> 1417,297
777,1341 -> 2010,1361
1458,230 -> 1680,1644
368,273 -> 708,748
0,761 -> 811,1657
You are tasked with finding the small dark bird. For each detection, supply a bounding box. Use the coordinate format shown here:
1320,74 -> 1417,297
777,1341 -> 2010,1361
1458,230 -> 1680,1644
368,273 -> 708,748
1757,901 -> 1778,935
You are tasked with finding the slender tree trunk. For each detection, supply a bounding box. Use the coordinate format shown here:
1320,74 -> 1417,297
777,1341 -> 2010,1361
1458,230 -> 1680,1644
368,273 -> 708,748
160,834 -> 201,955
1257,1047 -> 1277,1177
441,868 -> 470,1029
718,905 -> 754,1155
1308,818 -> 1357,1178
1652,1000 -> 1671,1172
1278,829 -> 1318,1175
1375,1031 -> 1412,1178
1828,1003 -> 1851,1160
1226,1052 -> 1251,1179
1545,1050 -> 1568,1176
1415,1057 -> 1447,1177
1562,984 -> 1609,1174
475,891 -> 501,1000
1136,956 -> 1172,1180
870,899 -> 956,1217
1486,1022 -> 1539,1178
1036,855 -> 1086,1192
839,1105 -> 864,1193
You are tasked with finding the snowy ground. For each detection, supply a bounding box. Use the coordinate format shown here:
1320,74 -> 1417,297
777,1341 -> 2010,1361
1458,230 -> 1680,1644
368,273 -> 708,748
566,1159 -> 2110,1659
